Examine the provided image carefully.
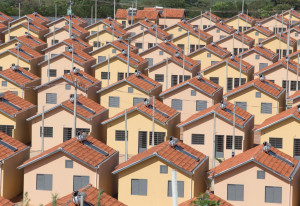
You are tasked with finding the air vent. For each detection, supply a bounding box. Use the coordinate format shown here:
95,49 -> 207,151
220,100 -> 227,110
77,132 -> 88,142
83,140 -> 109,156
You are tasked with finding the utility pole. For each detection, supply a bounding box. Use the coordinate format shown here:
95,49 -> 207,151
166,58 -> 168,90
125,109 -> 128,161
172,169 -> 178,206
19,3 -> 21,18
232,102 -> 236,157
73,78 -> 77,137
16,43 -> 21,66
41,106 -> 45,153
286,10 -> 291,109
107,54 -> 110,86
182,51 -> 185,82
212,111 -> 216,168
131,2 -> 133,25
91,6 -> 93,24
68,0 -> 73,38
209,8 -> 212,27
97,25 -> 99,48
127,38 -> 130,76
71,45 -> 74,69
297,54 -> 299,92
47,52 -> 50,82
114,0 -> 116,20
152,98 -> 155,147
142,27 -> 145,51
95,0 -> 97,23
8,22 -> 10,40
27,20 -> 30,33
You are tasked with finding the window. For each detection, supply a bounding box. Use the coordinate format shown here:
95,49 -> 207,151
256,92 -> 261,98
171,75 -> 178,87
196,100 -> 207,111
207,53 -> 211,58
171,99 -> 182,110
131,179 -> 147,196
9,36 -> 16,40
36,174 -> 52,191
236,102 -> 247,111
51,54 -> 57,58
133,97 -> 144,106
226,136 -> 243,150
65,84 -> 71,90
155,74 -> 164,82
63,128 -> 90,142
257,170 -> 265,179
227,184 -> 244,201
215,135 -> 224,158
149,132 -> 165,146
168,181 -> 184,197
102,25 -> 106,29
291,81 -> 299,91
191,90 -> 196,96
118,72 -> 124,81
265,186 -> 282,203
0,125 -> 14,137
179,75 -> 191,83
51,40 -> 59,45
227,78 -> 233,91
73,176 -> 89,191
0,67 -> 2,71
148,43 -> 154,48
255,31 -> 259,36
258,38 -> 264,42
255,55 -> 260,59
46,93 -> 57,104
269,137 -> 282,149
216,29 -> 220,33
192,134 -> 204,145
1,81 -> 7,87
122,21 -> 126,27
190,45 -> 196,53
128,87 -> 133,93
259,63 -> 268,70
160,165 -> 168,174
211,61 -> 219,65
101,72 -> 110,80
220,35 -> 226,39
49,69 -> 57,77
98,56 -> 106,63
177,44 -> 185,50
294,139 -> 300,160
112,49 -> 116,53
109,96 -> 119,107
40,127 -> 53,138
210,77 -> 219,85
203,25 -> 208,29
145,58 -> 153,67
159,51 -> 164,55
115,130 -> 127,141
93,41 -> 101,47
178,28 -> 182,32
64,70 -> 70,74
261,103 -> 272,114
65,160 -> 73,168
135,43 -> 142,49
234,48 -> 238,56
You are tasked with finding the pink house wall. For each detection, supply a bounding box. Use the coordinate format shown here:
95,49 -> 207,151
131,33 -> 163,53
46,30 -> 70,46
242,52 -> 274,74
217,38 -> 250,55
139,47 -> 172,66
206,28 -> 230,42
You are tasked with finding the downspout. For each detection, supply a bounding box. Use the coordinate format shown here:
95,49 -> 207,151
190,175 -> 193,199
0,161 -> 3,195
288,181 -> 291,206
95,165 -> 100,189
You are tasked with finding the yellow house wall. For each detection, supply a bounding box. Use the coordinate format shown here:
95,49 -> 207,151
283,13 -> 300,23
292,97 -> 300,107
88,31 -> 116,48
0,53 -> 31,73
116,19 -> 127,27
159,18 -> 182,28
4,27 -> 39,42
0,41 -> 15,54
260,117 -> 300,157
49,21 -> 67,32
245,30 -> 268,44
0,114 -> 16,138
165,25 -> 186,39
225,86 -> 283,125
290,31 -> 300,50
172,34 -> 208,55
92,45 -> 122,63
241,52 -> 274,74
125,24 -> 145,36
0,77 -> 24,98
225,18 -> 252,30
46,30 -> 69,46
263,38 -> 295,54
131,32 -> 163,53
86,22 -> 107,34
188,49 -> 222,70
10,18 -> 27,27
44,45 -> 68,57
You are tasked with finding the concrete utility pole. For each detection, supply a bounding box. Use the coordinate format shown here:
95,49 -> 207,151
114,0 -> 116,20
152,98 -> 155,147
47,52 -> 50,82
125,109 -> 128,161
41,106 -> 45,153
127,38 -> 130,76
166,58 -> 169,90
15,43 -> 21,66
73,78 -> 77,137
19,3 -> 21,18
107,54 -> 110,86
172,169 -> 178,206
297,54 -> 299,91
232,102 -> 236,157
142,27 -> 145,51
68,0 -> 73,38
286,10 -> 291,109
95,0 -> 97,23
212,111 -> 216,168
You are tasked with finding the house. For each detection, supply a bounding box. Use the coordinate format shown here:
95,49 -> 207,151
237,44 -> 279,74
86,25 -> 128,49
0,196 -> 15,206
89,38 -> 138,64
0,32 -> 47,54
208,142 -> 300,206
85,17 -> 124,35
102,98 -> 180,162
283,8 -> 300,24
139,40 -> 183,66
35,68 -> 101,112
224,75 -> 286,125
38,49 -> 96,84
113,139 -> 208,205
179,192 -> 233,206
0,91 -> 36,143
98,71 -> 162,118
188,11 -> 221,30
43,36 -> 93,58
146,51 -> 200,91
10,12 -> 50,27
157,8 -> 186,28
0,45 -> 44,75
92,50 -> 148,87
215,31 -> 254,55
0,64 -> 40,104
0,11 -> 13,26
287,49 -> 300,62
188,43 -> 231,70
204,21 -> 235,42
160,74 -> 223,121
288,90 -> 300,107
258,14 -> 289,33
0,132 -> 30,199
27,95 -> 108,152
224,13 -> 256,31
3,21 -> 49,42
201,55 -> 254,93
45,184 -> 126,206
0,23 -> 7,43
45,24 -> 89,46
18,134 -> 118,205
47,15 -> 88,32
260,33 -> 297,58
255,105 -> 300,159
177,101 -> 254,168
285,25 -> 300,49
254,57 -> 300,97
243,24 -> 273,44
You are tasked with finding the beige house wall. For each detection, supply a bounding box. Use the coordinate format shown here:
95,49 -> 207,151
262,38 -> 296,54
131,33 -> 163,53
125,24 -> 145,36
245,30 -> 269,44
217,38 -> 250,55
188,49 -> 223,70
0,52 -> 32,73
44,45 -> 68,58
225,18 -> 253,31
46,30 -> 70,46
206,28 -> 230,42
189,17 -> 216,30
172,34 -> 209,55
4,27 -> 39,42
260,19 -> 287,33
241,52 -> 274,74
159,18 -> 182,28
139,47 -> 172,66
88,31 -> 118,48
290,31 -> 300,50
92,45 -> 123,64
49,21 -> 67,32
292,97 -> 300,107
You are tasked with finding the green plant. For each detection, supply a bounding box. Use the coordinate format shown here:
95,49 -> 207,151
96,189 -> 104,206
22,192 -> 30,206
215,157 -> 223,164
191,193 -> 222,206
51,193 -> 58,206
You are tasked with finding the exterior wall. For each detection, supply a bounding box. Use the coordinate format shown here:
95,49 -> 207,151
118,157 -> 205,206
125,24 -> 145,36
206,28 -> 230,42
260,19 -> 287,33
0,41 -> 15,54
159,18 -> 182,28
91,45 -> 122,64
217,38 -> 250,55
23,153 -> 96,205
0,53 -> 32,73
225,18 -> 253,31
188,49 -> 223,70
131,33 -> 163,53
181,114 -> 249,169
46,30 -> 69,46
139,47 -> 172,66
48,21 -> 67,32
162,85 -> 223,121
2,148 -> 29,199
0,77 -> 24,98
290,31 -> 300,50
30,107 -> 92,152
172,34 -> 209,55
226,86 -> 284,125
165,25 -> 186,39
292,97 -> 300,107
283,13 -> 300,23
262,38 -> 295,54
86,22 -> 107,34
0,114 -> 16,138
260,117 -> 300,157
4,27 -> 39,42
241,52 -> 274,74
189,17 -> 216,30
245,30 -> 269,44
87,31 -> 117,48
10,18 -> 28,27
44,45 -> 68,58
214,162 -> 294,206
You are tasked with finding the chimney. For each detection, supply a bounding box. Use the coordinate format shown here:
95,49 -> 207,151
77,132 -> 88,142
144,17 -> 148,21
169,136 -> 178,147
196,72 -> 202,80
220,100 -> 227,110
259,74 -> 265,81
72,191 -> 87,206
144,98 -> 151,107
263,141 -> 271,153
297,105 -> 300,113
135,70 -> 141,76
33,11 -> 37,16
220,20 -> 223,24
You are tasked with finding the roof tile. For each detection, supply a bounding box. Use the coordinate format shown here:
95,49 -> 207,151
0,66 -> 39,86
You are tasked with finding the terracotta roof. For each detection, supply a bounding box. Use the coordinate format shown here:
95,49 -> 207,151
0,91 -> 35,117
178,101 -> 253,128
63,49 -> 95,64
62,95 -> 106,120
157,41 -> 182,54
63,24 -> 89,36
232,31 -> 254,45
0,23 -> 7,29
0,196 -> 14,206
63,37 -> 91,50
63,70 -> 100,89
117,50 -> 147,67
200,43 -> 231,58
245,24 -> 273,36
161,8 -> 185,18
136,10 -> 159,20
26,12 -> 50,25
170,52 -> 199,70
63,15 -> 87,25
19,135 -> 116,169
46,184 -> 125,206
262,33 -> 297,45
255,105 -> 300,131
113,140 -> 206,174
102,98 -> 179,126
21,21 -> 48,33
139,20 -> 170,38
290,24 -> 300,33
289,9 -> 300,19
0,131 -> 29,161
206,22 -> 235,34
202,11 -> 221,23
110,39 -> 137,51
0,66 -> 39,86
239,45 -> 278,62
288,90 -> 300,100
179,193 -> 233,206
208,144 -> 299,180
160,76 -> 221,97
101,17 -> 123,28
287,49 -> 300,60
0,11 -> 13,22
238,13 -> 255,23
176,20 -> 212,41
8,45 -> 43,61
255,58 -> 300,75
115,9 -> 128,19
224,77 -> 284,98
17,34 -> 46,48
